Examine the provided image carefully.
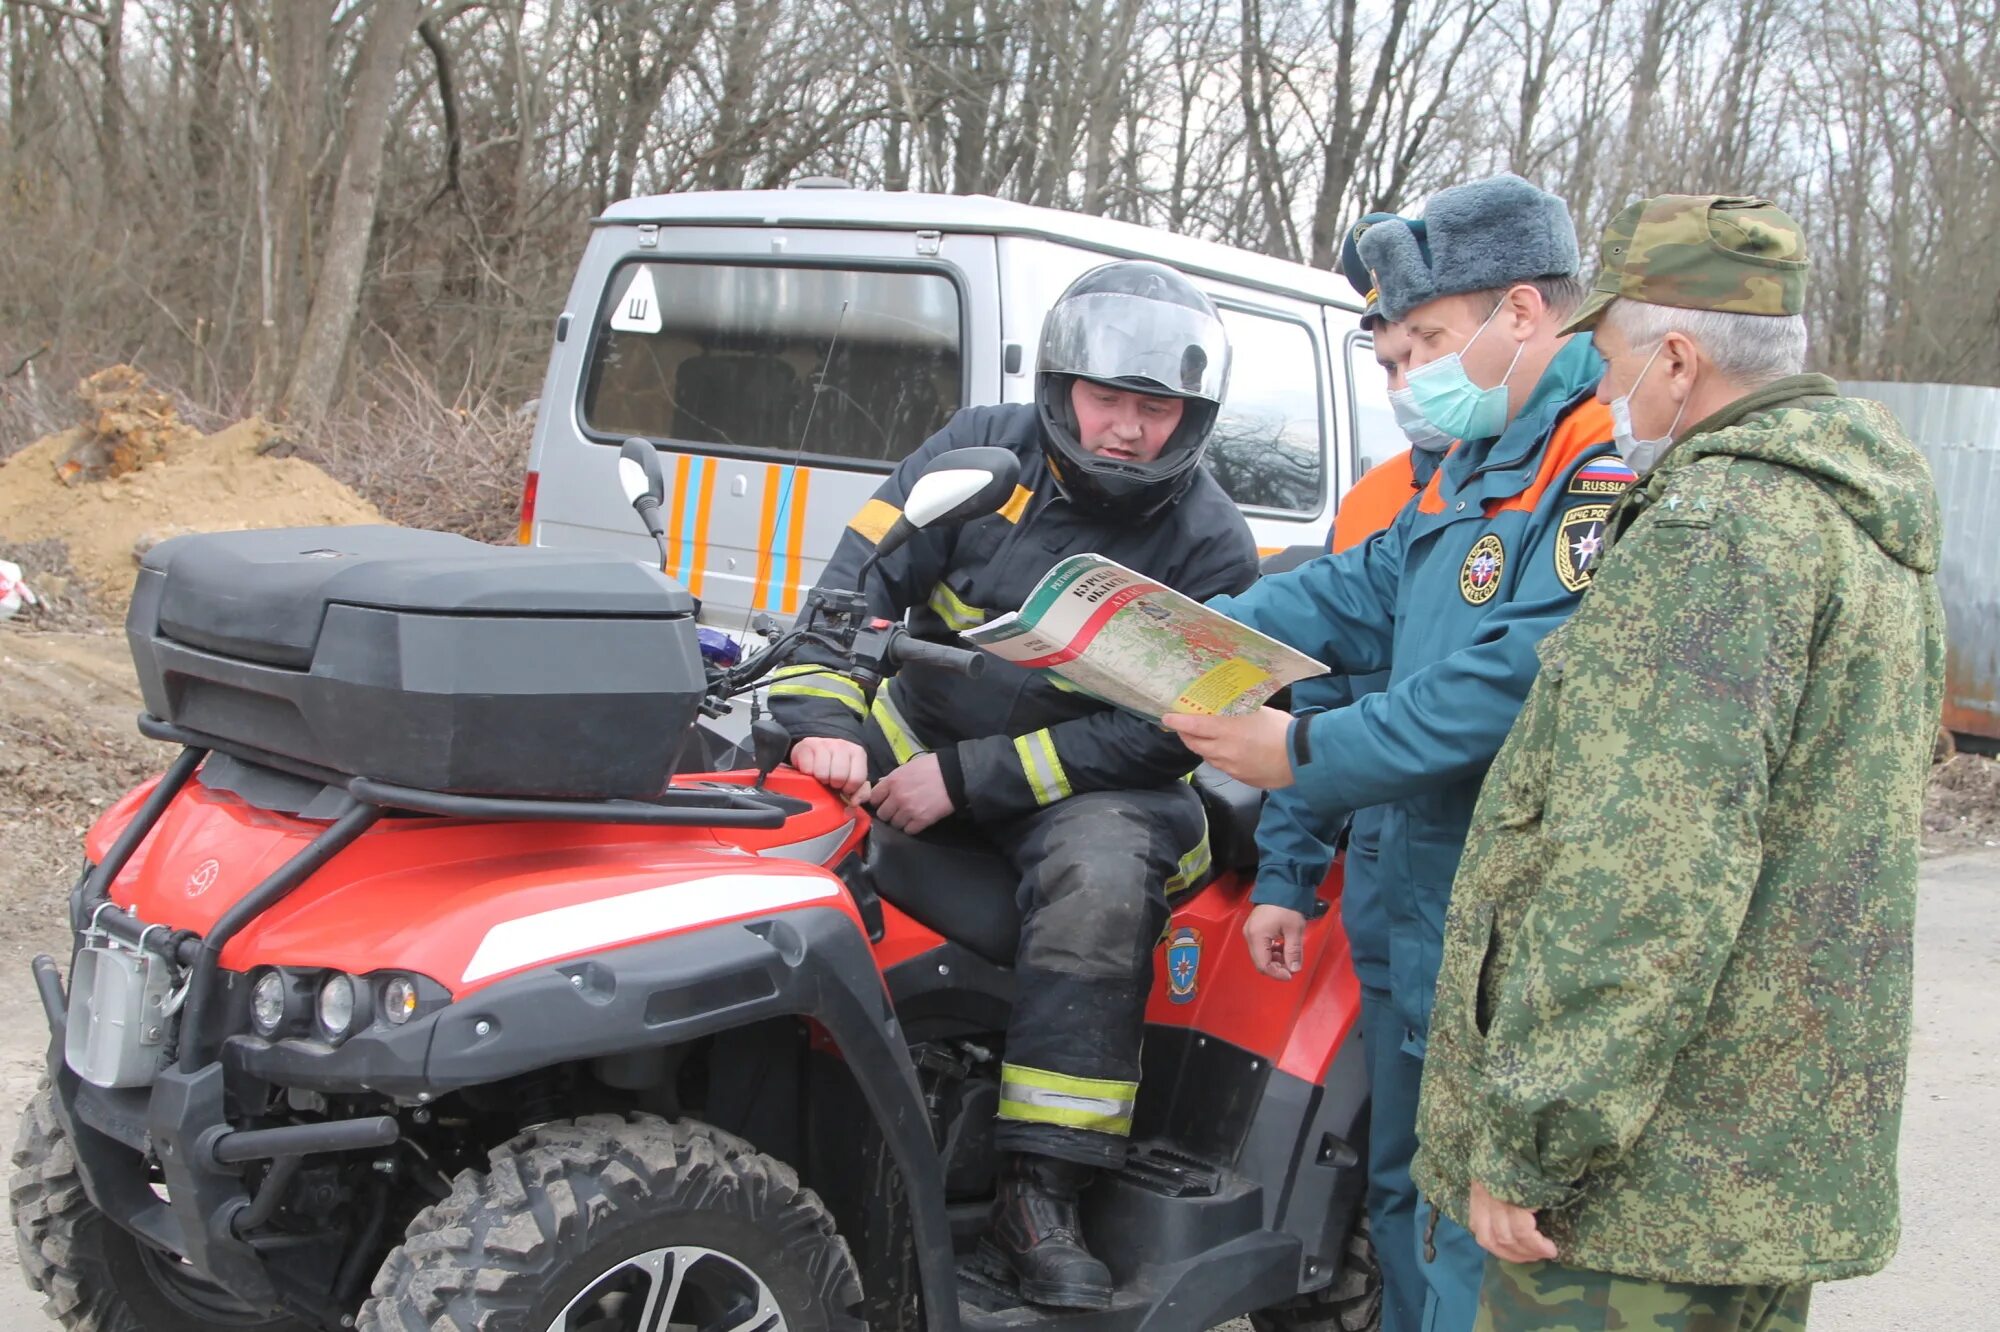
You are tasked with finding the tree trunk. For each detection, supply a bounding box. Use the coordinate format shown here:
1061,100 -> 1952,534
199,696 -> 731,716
283,0 -> 421,422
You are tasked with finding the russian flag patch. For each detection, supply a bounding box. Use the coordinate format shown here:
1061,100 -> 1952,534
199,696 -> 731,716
1568,457 -> 1637,496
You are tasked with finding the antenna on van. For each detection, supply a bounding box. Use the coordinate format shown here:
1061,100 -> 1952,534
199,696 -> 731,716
738,300 -> 852,707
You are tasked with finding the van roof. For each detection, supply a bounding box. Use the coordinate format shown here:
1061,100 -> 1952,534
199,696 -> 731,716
597,189 -> 1364,311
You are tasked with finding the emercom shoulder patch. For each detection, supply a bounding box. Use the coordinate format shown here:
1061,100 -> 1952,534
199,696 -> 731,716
1460,533 -> 1505,605
1556,503 -> 1611,592
1568,457 -> 1637,496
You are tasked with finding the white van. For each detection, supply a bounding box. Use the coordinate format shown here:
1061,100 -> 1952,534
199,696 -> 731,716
521,186 -> 1403,624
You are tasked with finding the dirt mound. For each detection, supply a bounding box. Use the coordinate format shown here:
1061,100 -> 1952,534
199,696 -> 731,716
1926,752 -> 2000,853
0,373 -> 384,618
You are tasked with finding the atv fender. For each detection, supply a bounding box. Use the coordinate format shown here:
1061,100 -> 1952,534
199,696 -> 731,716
220,905 -> 964,1330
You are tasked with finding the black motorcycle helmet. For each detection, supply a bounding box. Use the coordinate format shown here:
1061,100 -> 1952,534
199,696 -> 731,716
1035,261 -> 1231,521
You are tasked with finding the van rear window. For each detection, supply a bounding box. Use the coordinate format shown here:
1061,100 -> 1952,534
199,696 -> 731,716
1204,309 -> 1325,514
583,262 -> 963,465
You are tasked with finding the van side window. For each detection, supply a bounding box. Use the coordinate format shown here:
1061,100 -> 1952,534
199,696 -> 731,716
582,262 -> 964,466
1203,308 -> 1324,514
1346,332 -> 1402,477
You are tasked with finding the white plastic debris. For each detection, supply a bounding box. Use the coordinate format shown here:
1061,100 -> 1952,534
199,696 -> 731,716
0,559 -> 37,621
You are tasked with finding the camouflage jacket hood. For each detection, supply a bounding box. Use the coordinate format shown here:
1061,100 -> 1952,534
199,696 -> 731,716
1665,373 -> 1942,574
1411,378 -> 1947,1284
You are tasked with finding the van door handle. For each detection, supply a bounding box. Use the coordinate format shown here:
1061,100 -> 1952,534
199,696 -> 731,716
731,474 -> 748,497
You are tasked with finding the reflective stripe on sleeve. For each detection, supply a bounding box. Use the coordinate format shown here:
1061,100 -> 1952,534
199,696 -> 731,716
1012,729 -> 1073,806
767,665 -> 867,719
997,1063 -> 1137,1136
870,687 -> 927,765
927,581 -> 988,631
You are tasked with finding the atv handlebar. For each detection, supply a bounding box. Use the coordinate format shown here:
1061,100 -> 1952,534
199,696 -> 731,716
887,633 -> 986,679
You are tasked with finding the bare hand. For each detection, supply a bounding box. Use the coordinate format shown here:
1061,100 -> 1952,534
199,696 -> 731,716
1243,903 -> 1308,980
868,751 -> 955,835
790,736 -> 872,802
1468,1180 -> 1559,1264
1162,708 -> 1297,789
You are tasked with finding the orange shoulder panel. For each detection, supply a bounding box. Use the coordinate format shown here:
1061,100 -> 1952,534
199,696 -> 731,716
1331,451 -> 1418,552
1486,398 -> 1616,516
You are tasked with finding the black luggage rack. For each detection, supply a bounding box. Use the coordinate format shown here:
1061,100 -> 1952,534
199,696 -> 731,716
55,714 -> 797,1074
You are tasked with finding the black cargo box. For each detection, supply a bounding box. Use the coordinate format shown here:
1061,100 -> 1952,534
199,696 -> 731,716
127,526 -> 705,800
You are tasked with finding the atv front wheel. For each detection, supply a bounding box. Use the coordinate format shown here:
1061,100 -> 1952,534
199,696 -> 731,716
1250,1214 -> 1383,1332
11,1083 -> 307,1332
359,1113 -> 864,1332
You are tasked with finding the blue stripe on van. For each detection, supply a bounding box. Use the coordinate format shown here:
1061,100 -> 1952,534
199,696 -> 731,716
677,458 -> 701,580
767,463 -> 797,613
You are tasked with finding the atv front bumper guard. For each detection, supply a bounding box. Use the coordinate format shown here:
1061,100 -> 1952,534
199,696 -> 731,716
38,905 -> 963,1329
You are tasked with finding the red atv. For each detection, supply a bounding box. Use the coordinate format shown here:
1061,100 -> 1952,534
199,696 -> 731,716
14,441 -> 1377,1332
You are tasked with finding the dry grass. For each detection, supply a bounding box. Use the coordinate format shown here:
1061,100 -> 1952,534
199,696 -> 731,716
282,348 -> 533,545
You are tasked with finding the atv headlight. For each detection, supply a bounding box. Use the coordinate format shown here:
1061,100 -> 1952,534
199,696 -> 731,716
317,973 -> 357,1039
379,976 -> 420,1026
250,971 -> 287,1036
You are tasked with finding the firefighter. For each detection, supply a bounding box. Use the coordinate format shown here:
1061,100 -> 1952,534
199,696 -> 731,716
767,260 -> 1260,1310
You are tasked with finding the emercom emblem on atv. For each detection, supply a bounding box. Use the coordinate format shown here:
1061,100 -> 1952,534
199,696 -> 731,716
1167,925 -> 1202,1003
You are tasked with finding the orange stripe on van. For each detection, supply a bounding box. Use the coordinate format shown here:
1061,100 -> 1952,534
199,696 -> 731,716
752,463 -> 782,612
688,458 -> 716,598
666,454 -> 694,579
783,468 -> 813,614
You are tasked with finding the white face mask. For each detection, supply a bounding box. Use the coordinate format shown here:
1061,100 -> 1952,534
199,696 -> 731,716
1387,384 -> 1454,453
1609,342 -> 1688,474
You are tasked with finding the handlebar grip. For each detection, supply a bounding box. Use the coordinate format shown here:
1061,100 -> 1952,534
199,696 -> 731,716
888,635 -> 987,679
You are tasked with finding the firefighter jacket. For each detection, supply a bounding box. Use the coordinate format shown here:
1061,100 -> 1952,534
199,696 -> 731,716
1211,335 -> 1629,1045
768,404 -> 1261,825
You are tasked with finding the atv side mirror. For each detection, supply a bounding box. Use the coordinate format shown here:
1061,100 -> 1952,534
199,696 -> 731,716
619,437 -> 670,566
867,447 -> 1022,574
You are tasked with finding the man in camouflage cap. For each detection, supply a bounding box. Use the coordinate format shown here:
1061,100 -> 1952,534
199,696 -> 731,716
1412,192 -> 1947,1330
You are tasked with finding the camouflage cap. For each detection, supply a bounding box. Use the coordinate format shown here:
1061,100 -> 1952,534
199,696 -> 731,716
1562,193 -> 1809,335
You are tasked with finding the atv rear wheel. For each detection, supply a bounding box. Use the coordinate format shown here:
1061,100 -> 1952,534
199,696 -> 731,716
11,1083 -> 307,1332
358,1113 -> 864,1332
1250,1215 -> 1382,1332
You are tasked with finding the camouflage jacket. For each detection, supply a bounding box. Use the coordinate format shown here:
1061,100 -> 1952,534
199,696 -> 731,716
1411,374 -> 1946,1284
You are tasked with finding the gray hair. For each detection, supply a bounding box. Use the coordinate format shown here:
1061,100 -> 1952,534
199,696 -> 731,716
1476,273 -> 1590,324
1603,298 -> 1808,387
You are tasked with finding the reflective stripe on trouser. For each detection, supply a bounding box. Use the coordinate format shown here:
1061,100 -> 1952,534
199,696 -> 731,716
998,1064 -> 1137,1136
995,783 -> 1207,1169
1474,1260 -> 1812,1332
767,664 -> 867,719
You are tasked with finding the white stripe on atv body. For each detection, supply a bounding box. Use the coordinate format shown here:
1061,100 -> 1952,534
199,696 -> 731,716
461,874 -> 839,983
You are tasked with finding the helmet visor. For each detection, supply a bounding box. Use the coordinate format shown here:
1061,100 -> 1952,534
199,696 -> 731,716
1039,291 -> 1230,403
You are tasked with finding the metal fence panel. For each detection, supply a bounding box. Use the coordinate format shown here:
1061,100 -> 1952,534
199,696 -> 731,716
1846,381 -> 1999,742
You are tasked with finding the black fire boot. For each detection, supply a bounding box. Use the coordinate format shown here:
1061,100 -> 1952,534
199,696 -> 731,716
980,1152 -> 1115,1310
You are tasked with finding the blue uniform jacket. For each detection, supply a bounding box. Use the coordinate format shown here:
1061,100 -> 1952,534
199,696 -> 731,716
1215,335 -> 1626,1045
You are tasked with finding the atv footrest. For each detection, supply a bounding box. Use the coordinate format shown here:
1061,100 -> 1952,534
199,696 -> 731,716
1117,1141 -> 1221,1198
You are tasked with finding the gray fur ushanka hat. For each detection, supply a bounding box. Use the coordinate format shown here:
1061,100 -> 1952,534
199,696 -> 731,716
1352,173 -> 1580,323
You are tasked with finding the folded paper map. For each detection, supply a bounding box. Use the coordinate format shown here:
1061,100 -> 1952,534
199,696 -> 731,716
962,554 -> 1328,721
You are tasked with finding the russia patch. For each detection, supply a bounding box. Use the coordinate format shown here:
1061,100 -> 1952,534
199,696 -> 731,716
1557,503 -> 1611,592
1459,534 -> 1505,605
1568,458 -> 1637,496
1166,926 -> 1203,1004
